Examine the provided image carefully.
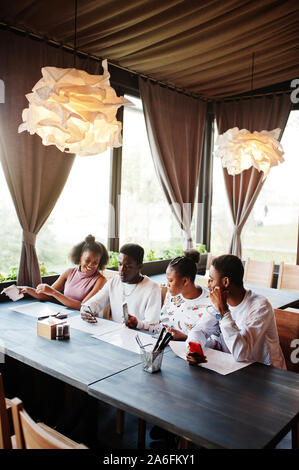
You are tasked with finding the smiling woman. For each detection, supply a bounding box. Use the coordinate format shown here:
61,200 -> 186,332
13,235 -> 109,310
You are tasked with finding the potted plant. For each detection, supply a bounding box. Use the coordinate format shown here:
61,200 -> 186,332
195,244 -> 208,275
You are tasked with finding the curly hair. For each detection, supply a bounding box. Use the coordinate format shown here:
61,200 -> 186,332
168,256 -> 197,282
183,248 -> 200,265
70,235 -> 109,271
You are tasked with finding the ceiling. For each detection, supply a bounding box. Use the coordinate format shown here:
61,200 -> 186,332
1,0 -> 299,99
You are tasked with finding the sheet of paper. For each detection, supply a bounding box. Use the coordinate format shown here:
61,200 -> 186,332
9,301 -> 66,318
1,285 -> 24,301
92,327 -> 155,354
170,341 -> 253,375
284,307 -> 299,313
67,315 -> 123,336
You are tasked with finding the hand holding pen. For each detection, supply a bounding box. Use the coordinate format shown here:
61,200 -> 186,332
81,304 -> 97,323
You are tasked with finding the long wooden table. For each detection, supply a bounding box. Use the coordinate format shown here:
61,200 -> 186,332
88,352 -> 299,449
0,299 -> 299,449
0,300 -> 142,392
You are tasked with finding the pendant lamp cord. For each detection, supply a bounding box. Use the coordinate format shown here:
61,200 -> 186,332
251,52 -> 255,92
74,0 -> 78,68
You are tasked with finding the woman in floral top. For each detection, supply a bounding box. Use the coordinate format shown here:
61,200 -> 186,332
143,254 -> 214,341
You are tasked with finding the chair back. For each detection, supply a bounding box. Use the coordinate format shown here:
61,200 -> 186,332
277,262 -> 299,292
102,269 -> 120,319
243,258 -> 274,287
206,253 -> 215,271
11,397 -> 87,449
274,309 -> 299,373
103,269 -> 119,280
160,284 -> 167,306
0,374 -> 12,449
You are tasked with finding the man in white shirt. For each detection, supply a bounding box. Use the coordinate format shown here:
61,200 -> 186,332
187,254 -> 286,369
80,243 -> 161,329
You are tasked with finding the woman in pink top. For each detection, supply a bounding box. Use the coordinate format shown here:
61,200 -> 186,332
18,235 -> 108,310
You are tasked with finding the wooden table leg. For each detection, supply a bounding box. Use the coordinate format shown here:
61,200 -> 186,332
138,418 -> 146,449
64,383 -> 73,411
292,421 -> 299,449
180,437 -> 191,449
116,408 -> 124,435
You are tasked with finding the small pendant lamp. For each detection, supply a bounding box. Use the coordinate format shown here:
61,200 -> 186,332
214,53 -> 285,180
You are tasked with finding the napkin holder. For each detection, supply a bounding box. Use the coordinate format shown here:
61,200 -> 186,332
37,318 -> 61,340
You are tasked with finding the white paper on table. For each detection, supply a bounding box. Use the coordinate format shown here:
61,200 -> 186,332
1,285 -> 24,301
170,341 -> 253,375
68,315 -> 123,336
9,301 -> 66,318
92,327 -> 155,354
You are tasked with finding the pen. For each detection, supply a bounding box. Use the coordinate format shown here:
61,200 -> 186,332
135,334 -> 153,349
157,332 -> 172,352
153,326 -> 166,352
82,304 -> 97,322
37,312 -> 65,321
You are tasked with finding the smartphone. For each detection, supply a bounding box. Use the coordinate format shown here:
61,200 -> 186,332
123,303 -> 129,325
188,341 -> 204,356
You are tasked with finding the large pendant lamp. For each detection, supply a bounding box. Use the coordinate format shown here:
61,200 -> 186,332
18,1 -> 132,156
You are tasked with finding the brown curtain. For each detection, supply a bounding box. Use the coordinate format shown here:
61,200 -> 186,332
139,78 -> 207,249
0,30 -> 98,286
215,94 -> 292,258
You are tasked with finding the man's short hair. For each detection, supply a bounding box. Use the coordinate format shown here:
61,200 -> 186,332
212,254 -> 244,287
119,243 -> 144,265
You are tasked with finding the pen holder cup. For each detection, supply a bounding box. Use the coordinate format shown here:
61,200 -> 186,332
140,348 -> 164,373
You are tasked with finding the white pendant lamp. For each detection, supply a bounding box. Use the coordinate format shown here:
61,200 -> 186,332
214,127 -> 284,179
18,0 -> 133,156
18,60 -> 133,156
214,53 -> 285,180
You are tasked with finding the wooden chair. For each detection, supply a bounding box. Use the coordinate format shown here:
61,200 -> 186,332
274,308 -> 299,373
199,253 -> 215,288
206,253 -> 215,271
197,276 -> 209,288
10,397 -> 87,449
277,262 -> 299,292
243,258 -> 274,288
0,373 -> 15,449
103,268 -> 119,280
160,284 -> 167,306
102,269 -> 120,319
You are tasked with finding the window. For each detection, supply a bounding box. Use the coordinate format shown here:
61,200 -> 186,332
210,122 -> 233,256
36,151 -> 111,273
0,168 -> 22,276
242,110 -> 299,264
119,96 -> 190,257
210,111 -> 299,263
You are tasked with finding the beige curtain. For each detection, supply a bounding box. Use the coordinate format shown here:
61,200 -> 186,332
0,30 -> 98,286
139,78 -> 207,249
215,94 -> 292,258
